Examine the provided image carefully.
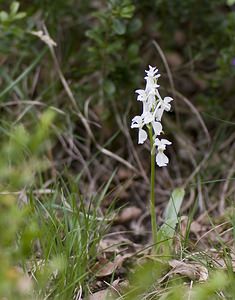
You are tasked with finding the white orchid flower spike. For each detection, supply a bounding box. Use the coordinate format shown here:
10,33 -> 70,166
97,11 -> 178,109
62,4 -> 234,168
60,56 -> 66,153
154,138 -> 172,167
131,66 -> 174,246
131,65 -> 173,167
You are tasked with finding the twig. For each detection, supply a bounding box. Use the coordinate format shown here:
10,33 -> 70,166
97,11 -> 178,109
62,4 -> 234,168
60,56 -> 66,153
173,90 -> 211,143
152,40 -> 180,125
219,161 -> 235,214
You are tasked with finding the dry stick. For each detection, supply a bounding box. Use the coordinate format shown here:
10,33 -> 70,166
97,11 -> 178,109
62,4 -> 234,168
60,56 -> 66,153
194,221 -> 230,247
162,88 -> 211,187
183,151 -> 211,188
0,100 -> 66,116
181,188 -> 195,213
219,131 -> 235,151
173,90 -> 211,144
30,66 -> 41,96
0,189 -> 55,195
43,25 -> 137,172
152,40 -> 175,92
219,161 -> 235,214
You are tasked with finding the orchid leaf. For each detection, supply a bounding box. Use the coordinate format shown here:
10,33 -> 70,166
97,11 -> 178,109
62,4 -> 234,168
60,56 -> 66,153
158,187 -> 185,242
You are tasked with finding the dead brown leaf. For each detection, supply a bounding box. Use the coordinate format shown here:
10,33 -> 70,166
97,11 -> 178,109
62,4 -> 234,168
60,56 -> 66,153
93,255 -> 130,278
98,236 -> 138,254
88,289 -> 113,300
116,206 -> 142,223
168,260 -> 208,282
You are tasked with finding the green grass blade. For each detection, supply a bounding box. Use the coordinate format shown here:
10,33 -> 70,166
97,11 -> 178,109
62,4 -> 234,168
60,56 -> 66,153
0,48 -> 47,99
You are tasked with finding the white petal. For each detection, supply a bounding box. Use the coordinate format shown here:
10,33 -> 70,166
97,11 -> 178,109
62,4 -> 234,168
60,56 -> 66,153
148,94 -> 156,107
164,96 -> 173,103
161,139 -> 172,145
155,107 -> 164,121
154,138 -> 161,146
163,103 -> 171,111
163,97 -> 173,111
145,66 -> 160,78
145,77 -> 155,86
135,89 -> 147,101
131,116 -> 142,128
138,128 -> 148,144
152,121 -> 162,136
156,152 -> 169,167
135,89 -> 145,95
132,116 -> 142,123
143,102 -> 150,113
143,112 -> 154,124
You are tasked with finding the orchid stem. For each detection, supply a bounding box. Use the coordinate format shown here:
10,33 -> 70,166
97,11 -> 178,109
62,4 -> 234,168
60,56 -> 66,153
149,126 -> 158,249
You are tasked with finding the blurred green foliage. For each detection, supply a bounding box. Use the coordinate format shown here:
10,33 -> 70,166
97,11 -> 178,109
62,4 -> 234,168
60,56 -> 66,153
0,109 -> 55,299
1,0 -> 235,113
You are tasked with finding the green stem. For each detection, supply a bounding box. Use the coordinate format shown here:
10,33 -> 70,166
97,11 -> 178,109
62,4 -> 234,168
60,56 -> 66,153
149,126 -> 158,248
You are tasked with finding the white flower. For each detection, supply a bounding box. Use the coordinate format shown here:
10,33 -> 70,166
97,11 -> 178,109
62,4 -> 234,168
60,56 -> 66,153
154,138 -> 172,167
143,111 -> 154,124
138,128 -> 148,144
145,77 -> 159,95
135,89 -> 148,102
141,95 -> 156,114
145,65 -> 161,79
131,115 -> 148,144
144,65 -> 160,95
161,96 -> 173,111
131,111 -> 156,144
154,96 -> 173,121
152,121 -> 162,136
147,93 -> 156,108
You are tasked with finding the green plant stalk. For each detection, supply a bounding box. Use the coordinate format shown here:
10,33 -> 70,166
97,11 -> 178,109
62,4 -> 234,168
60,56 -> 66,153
149,126 -> 158,247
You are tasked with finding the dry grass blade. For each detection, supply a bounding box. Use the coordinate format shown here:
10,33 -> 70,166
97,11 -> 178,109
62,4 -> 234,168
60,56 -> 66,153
152,40 -> 175,96
152,39 -> 180,126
